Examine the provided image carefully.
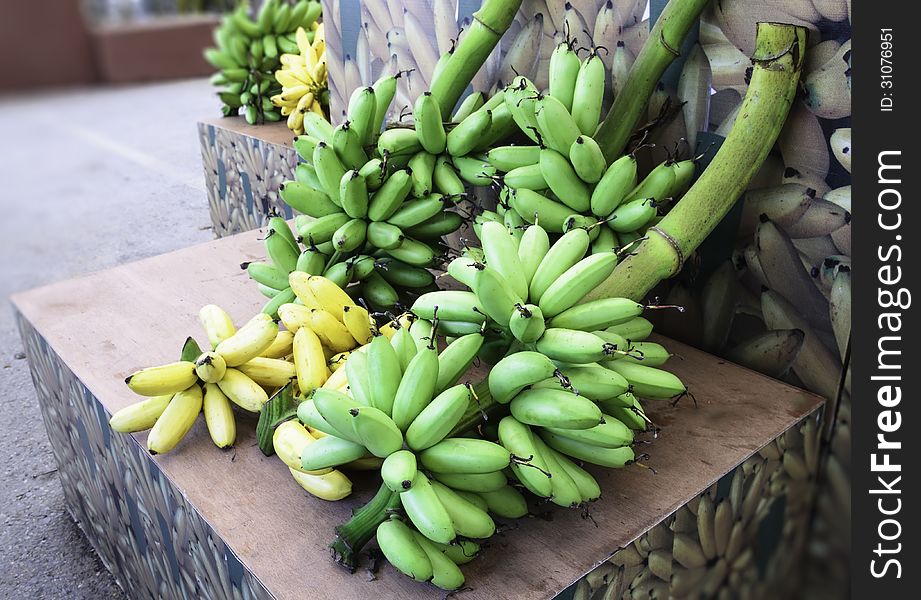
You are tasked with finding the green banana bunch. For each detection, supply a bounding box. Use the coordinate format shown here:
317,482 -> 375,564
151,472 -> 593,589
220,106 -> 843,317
205,0 -> 323,124
480,55 -> 698,242
277,66 -> 539,308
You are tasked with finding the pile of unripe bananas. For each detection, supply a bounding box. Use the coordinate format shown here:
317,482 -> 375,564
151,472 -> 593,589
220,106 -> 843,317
126,19 -> 707,593
205,0 -> 323,124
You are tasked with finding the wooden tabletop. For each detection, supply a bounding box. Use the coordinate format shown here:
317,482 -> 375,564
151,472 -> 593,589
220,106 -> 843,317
11,226 -> 824,599
200,116 -> 296,148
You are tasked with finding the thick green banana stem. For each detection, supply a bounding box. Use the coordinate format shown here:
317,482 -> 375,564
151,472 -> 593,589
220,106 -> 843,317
588,23 -> 808,302
330,482 -> 401,572
594,0 -> 710,161
429,0 -> 524,115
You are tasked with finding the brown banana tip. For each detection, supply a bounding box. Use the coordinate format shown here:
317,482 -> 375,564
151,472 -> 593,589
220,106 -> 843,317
349,408 -> 359,416
124,375 -> 132,384
401,480 -> 412,489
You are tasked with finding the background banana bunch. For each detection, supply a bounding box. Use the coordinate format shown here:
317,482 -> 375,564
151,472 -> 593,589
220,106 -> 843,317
271,22 -> 329,133
205,0 -> 324,124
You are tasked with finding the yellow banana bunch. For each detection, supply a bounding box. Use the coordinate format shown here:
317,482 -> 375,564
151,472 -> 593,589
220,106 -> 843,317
272,23 -> 327,133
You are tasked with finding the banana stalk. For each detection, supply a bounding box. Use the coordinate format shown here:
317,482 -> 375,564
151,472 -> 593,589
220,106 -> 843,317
588,23 -> 808,302
594,0 -> 710,161
429,0 -> 524,115
330,481 -> 402,572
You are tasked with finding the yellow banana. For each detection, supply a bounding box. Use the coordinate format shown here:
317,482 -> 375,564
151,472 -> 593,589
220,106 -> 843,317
289,467 -> 352,501
306,275 -> 356,318
147,385 -> 203,455
237,356 -> 296,388
277,302 -> 314,332
125,361 -> 198,397
261,330 -> 294,359
342,305 -> 373,345
274,420 -> 331,474
202,382 -> 235,449
217,368 -> 268,412
199,304 -> 236,349
288,272 -> 323,309
109,395 -> 171,433
214,313 -> 278,367
293,327 -> 328,391
309,309 -> 356,353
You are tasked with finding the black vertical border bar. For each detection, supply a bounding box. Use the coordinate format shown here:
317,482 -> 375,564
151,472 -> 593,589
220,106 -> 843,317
852,0 -> 918,595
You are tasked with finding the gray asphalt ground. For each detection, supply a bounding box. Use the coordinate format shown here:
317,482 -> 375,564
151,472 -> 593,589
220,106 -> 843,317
0,78 -> 216,599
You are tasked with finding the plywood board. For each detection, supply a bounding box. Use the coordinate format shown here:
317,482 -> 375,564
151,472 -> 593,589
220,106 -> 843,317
12,226 -> 823,599
200,117 -> 295,148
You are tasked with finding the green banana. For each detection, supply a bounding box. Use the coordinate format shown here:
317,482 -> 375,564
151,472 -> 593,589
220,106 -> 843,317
331,123 -> 368,170
339,170 -> 368,218
345,86 -> 377,147
624,161 -> 676,204
412,531 -> 465,590
400,471 -> 456,544
569,136 -> 606,184
419,438 -> 511,474
378,127 -> 423,158
516,224 -> 550,287
414,92 -> 447,154
406,211 -> 463,239
503,163 -> 547,190
571,53 -> 605,135
503,77 -> 541,142
528,228 -> 590,302
405,384 -> 471,450
497,416 -> 552,497
431,470 -> 507,493
606,317 -> 655,342
300,435 -> 368,471
371,73 -> 398,136
538,252 -> 619,317
382,449 -> 418,492
508,303 -> 545,344
478,485 -> 528,518
367,333 -> 402,414
451,91 -> 485,123
350,405 -> 403,457
535,94 -> 581,154
509,388 -> 602,430
332,218 -> 367,252
547,297 -> 644,331
389,326 -> 418,371
590,154 -> 638,217
433,155 -> 466,197
391,347 -> 439,431
387,195 -> 445,230
479,220 -> 528,299
435,335 -> 483,393
408,152 -> 437,198
539,363 -> 630,401
297,398 -> 350,439
551,448 -> 602,502
311,388 -> 362,443
313,142 -> 347,205
534,328 -> 616,363
472,266 -> 522,326
430,480 -> 496,539
620,341 -> 671,366
488,351 -> 559,404
544,414 -> 634,449
610,198 -> 657,233
540,148 -> 590,212
606,360 -> 687,399
539,430 -> 635,468
368,169 -> 412,221
376,518 -> 434,582
453,155 -> 496,185
376,259 -> 436,289
297,211 -> 350,245
487,144 -> 541,171
446,109 -> 492,157
413,290 -> 485,323
532,434 -> 581,507
548,42 -> 580,111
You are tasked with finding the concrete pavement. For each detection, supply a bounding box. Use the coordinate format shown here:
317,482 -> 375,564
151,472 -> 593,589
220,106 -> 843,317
0,78 -> 219,599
